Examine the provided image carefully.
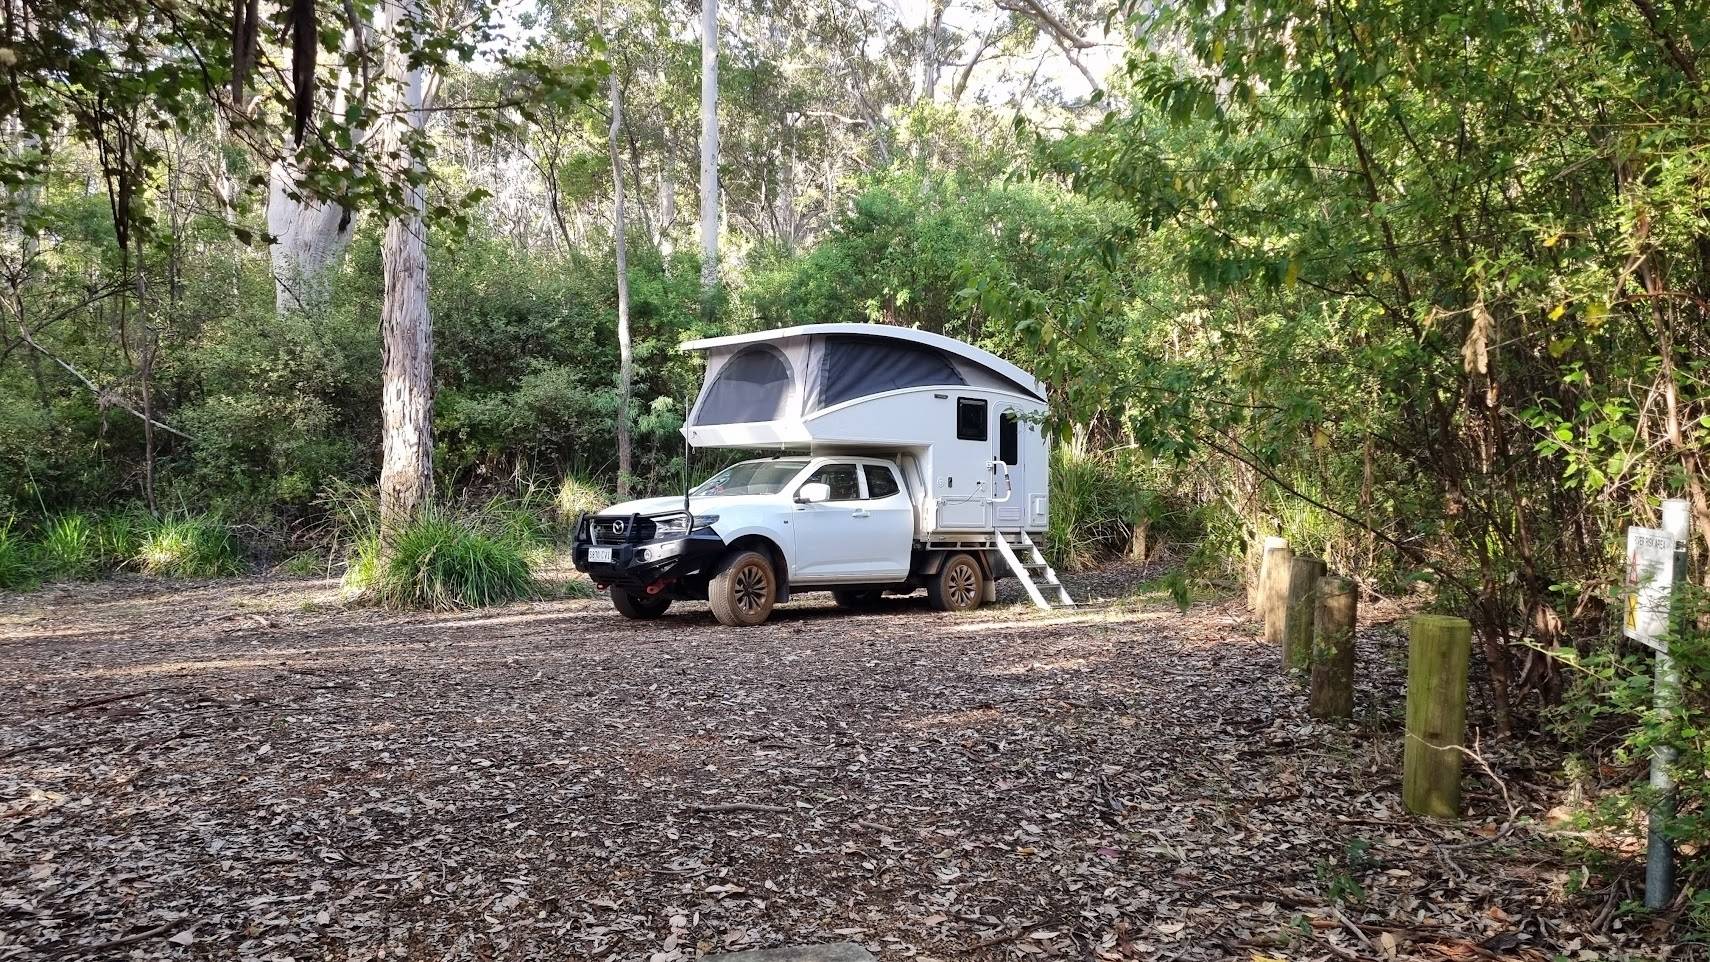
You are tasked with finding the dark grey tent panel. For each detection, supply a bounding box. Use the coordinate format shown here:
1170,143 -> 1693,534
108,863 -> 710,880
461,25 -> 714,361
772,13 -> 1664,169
810,334 -> 965,411
693,345 -> 794,425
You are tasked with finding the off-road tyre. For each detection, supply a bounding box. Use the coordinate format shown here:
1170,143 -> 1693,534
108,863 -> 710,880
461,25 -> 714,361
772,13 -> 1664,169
832,589 -> 883,609
611,589 -> 671,620
927,553 -> 984,612
709,549 -> 777,627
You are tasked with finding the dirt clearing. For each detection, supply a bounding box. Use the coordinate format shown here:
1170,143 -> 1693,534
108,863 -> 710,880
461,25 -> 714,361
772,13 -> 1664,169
0,575 -> 1675,960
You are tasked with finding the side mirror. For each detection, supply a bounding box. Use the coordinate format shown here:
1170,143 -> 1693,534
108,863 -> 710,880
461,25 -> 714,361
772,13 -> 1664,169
796,482 -> 831,504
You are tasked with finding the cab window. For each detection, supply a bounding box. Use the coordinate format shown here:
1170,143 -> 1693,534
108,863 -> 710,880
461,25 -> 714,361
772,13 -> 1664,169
804,463 -> 861,501
863,465 -> 901,499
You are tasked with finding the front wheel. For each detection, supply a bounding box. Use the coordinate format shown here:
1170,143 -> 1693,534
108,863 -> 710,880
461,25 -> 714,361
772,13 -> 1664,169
928,553 -> 984,612
611,589 -> 671,620
709,549 -> 777,627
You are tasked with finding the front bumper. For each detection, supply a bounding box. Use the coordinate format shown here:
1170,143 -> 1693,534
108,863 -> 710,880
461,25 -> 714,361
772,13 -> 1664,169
572,525 -> 726,594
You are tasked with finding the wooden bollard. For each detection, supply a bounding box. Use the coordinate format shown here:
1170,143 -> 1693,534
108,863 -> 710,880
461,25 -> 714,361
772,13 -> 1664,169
1282,555 -> 1326,672
1308,576 -> 1357,719
1260,538 -> 1292,647
1402,615 -> 1473,818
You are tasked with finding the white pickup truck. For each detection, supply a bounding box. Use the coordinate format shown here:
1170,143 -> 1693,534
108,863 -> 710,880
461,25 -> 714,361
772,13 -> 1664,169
572,454 -> 997,626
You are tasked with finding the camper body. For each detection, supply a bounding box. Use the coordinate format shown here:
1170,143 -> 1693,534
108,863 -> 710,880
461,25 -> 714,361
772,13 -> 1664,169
571,324 -> 1050,625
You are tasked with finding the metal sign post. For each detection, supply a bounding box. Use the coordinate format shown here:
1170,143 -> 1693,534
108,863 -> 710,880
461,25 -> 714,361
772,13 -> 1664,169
1627,499 -> 1690,910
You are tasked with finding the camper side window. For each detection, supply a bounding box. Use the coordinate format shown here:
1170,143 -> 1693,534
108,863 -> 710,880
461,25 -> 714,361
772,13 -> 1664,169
956,398 -> 988,441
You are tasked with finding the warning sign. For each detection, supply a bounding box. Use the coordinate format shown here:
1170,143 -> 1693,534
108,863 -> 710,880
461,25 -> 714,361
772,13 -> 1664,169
1624,526 -> 1675,652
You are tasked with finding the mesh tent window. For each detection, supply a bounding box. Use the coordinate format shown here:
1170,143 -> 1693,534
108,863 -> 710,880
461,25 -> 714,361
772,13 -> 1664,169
809,334 -> 966,412
693,345 -> 794,425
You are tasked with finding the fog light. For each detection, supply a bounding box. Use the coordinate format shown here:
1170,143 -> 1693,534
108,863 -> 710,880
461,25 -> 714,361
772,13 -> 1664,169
641,539 -> 685,563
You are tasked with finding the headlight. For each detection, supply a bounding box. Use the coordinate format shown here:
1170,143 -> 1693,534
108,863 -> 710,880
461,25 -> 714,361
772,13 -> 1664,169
653,513 -> 716,537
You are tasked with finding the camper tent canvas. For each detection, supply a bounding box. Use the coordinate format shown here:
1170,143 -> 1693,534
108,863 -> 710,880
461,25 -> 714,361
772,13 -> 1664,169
681,324 -> 1050,534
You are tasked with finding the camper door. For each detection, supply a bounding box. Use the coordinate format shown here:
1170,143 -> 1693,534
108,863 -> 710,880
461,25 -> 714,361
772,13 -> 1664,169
933,396 -> 996,528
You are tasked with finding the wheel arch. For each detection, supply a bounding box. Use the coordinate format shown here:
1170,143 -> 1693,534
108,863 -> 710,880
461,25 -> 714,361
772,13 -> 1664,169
915,548 -> 997,580
723,531 -> 790,584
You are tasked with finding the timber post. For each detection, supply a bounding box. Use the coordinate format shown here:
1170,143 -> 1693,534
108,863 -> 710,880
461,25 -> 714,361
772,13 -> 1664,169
1260,537 -> 1292,648
1282,555 -> 1326,672
1308,576 -> 1358,719
1402,614 -> 1473,818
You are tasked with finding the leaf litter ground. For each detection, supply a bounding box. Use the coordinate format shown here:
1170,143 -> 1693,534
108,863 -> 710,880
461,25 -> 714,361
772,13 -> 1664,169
0,572 -> 1679,960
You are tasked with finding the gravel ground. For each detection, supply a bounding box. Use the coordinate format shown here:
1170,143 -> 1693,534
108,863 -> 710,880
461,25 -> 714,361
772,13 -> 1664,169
0,570 -> 1680,960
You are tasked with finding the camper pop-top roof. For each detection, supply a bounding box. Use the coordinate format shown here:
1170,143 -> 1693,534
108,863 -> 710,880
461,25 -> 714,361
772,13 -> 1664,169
680,323 -> 1046,450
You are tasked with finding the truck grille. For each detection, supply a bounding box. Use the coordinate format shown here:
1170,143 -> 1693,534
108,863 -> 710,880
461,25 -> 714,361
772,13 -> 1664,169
589,515 -> 654,543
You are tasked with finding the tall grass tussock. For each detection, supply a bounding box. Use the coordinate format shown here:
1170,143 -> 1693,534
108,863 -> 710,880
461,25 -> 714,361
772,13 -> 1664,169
555,476 -> 611,520
0,519 -> 34,591
1047,446 -> 1157,570
344,508 -> 537,611
36,512 -> 100,579
136,515 -> 243,577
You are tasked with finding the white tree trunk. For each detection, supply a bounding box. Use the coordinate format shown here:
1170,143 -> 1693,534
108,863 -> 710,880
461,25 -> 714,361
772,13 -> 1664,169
267,159 -> 355,313
266,27 -> 367,314
658,128 -> 677,259
608,70 -> 634,497
698,0 -> 719,321
378,0 -> 433,534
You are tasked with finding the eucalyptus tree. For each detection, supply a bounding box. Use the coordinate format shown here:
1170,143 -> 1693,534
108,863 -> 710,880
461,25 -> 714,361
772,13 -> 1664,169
699,0 -> 720,321
1,0 -> 599,534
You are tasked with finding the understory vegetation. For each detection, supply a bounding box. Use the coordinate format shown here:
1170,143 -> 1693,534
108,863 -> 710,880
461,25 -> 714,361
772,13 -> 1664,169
3,0 -> 1707,912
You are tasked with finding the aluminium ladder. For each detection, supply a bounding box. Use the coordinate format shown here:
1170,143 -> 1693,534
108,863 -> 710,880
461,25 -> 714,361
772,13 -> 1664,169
992,530 -> 1075,610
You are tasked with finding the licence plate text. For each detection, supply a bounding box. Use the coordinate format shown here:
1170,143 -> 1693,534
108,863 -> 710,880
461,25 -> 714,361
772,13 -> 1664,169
587,547 -> 613,563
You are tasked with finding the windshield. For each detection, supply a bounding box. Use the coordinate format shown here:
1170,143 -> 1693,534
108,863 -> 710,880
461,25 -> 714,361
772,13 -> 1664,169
691,459 -> 809,497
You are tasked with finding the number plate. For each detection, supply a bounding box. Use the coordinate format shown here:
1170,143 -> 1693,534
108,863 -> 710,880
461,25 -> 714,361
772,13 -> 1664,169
586,547 -> 613,563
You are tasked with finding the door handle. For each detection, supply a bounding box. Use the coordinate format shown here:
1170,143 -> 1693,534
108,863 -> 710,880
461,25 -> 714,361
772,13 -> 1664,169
851,509 -> 870,518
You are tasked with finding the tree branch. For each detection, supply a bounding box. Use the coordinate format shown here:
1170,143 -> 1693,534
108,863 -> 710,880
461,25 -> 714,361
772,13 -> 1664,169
12,318 -> 194,440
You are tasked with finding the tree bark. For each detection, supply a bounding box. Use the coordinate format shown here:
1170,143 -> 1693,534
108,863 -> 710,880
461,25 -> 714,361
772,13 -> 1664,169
608,69 -> 634,497
267,158 -> 355,313
699,0 -> 719,323
378,0 -> 433,537
266,23 -> 369,313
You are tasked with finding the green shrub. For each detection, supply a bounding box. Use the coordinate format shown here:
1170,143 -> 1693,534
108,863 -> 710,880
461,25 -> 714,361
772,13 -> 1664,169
1047,446 -> 1154,570
0,518 -> 35,591
555,475 -> 611,520
36,512 -> 100,580
343,510 -> 536,610
1551,586 -> 1710,928
136,515 -> 243,577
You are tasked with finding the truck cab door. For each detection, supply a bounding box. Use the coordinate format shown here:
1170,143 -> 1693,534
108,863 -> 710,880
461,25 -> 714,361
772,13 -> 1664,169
790,462 -> 872,581
859,463 -> 913,580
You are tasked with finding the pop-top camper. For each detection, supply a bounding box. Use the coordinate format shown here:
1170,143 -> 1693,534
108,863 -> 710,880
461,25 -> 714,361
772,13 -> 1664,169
572,323 -> 1072,626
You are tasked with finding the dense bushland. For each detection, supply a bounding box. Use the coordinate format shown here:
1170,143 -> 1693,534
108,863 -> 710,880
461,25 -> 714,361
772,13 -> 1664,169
3,0 -> 1707,904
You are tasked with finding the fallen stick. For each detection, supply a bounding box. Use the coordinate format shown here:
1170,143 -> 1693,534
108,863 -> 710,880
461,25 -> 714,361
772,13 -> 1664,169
684,802 -> 791,815
0,736 -> 121,761
1329,905 -> 1378,953
64,920 -> 174,954
44,691 -> 158,716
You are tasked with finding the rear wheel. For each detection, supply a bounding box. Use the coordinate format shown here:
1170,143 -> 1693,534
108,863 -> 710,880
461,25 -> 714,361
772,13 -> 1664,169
611,589 -> 671,620
709,549 -> 777,627
832,589 -> 883,609
928,553 -> 984,612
